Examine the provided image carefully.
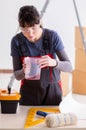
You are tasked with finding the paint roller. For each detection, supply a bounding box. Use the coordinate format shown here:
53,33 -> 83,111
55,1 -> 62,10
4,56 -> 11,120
36,111 -> 77,127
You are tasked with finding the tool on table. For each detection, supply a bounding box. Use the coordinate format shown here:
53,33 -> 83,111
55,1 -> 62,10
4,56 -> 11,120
24,107 -> 60,128
36,110 -> 77,128
45,112 -> 77,127
36,110 -> 48,117
0,73 -> 21,114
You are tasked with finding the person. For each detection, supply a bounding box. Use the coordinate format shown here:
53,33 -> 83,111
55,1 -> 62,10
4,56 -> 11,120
10,5 -> 73,106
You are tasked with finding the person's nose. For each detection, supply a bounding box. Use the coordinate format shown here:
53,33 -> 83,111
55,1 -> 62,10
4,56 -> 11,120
27,28 -> 34,35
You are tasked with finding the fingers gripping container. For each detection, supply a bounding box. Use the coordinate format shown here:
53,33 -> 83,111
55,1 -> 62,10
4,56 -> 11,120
0,89 -> 21,114
24,57 -> 41,80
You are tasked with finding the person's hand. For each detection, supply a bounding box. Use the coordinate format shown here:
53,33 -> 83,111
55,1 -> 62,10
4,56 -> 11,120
23,58 -> 31,75
38,55 -> 57,68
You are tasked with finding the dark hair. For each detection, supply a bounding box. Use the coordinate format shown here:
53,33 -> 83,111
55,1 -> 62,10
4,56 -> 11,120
18,5 -> 41,27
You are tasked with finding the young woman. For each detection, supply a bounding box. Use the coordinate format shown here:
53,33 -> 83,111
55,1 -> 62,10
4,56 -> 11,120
11,5 -> 72,105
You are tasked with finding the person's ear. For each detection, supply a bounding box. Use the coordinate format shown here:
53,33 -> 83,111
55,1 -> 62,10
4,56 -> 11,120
40,19 -> 43,28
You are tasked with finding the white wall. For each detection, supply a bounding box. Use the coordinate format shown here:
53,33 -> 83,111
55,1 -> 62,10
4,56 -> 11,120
0,0 -> 86,69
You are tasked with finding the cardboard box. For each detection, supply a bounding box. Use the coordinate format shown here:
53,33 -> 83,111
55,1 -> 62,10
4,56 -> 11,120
61,72 -> 71,96
75,48 -> 86,72
75,26 -> 86,49
72,70 -> 86,95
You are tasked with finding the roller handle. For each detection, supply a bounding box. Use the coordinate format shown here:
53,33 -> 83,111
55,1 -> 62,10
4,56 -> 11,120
36,110 -> 48,117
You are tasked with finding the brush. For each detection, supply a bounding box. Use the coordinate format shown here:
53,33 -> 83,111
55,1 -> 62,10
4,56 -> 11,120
7,74 -> 15,94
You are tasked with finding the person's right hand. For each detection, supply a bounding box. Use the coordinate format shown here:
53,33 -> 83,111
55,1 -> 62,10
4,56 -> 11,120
23,57 -> 31,75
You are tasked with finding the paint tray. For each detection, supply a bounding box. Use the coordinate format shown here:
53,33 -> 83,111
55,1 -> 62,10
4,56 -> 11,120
0,89 -> 21,114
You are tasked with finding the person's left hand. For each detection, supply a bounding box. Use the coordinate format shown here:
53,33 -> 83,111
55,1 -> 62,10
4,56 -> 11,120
38,55 -> 57,68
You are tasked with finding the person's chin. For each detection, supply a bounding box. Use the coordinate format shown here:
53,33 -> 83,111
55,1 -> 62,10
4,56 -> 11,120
29,38 -> 36,43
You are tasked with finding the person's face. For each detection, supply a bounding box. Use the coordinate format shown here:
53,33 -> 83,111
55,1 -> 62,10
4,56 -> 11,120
20,24 -> 42,42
